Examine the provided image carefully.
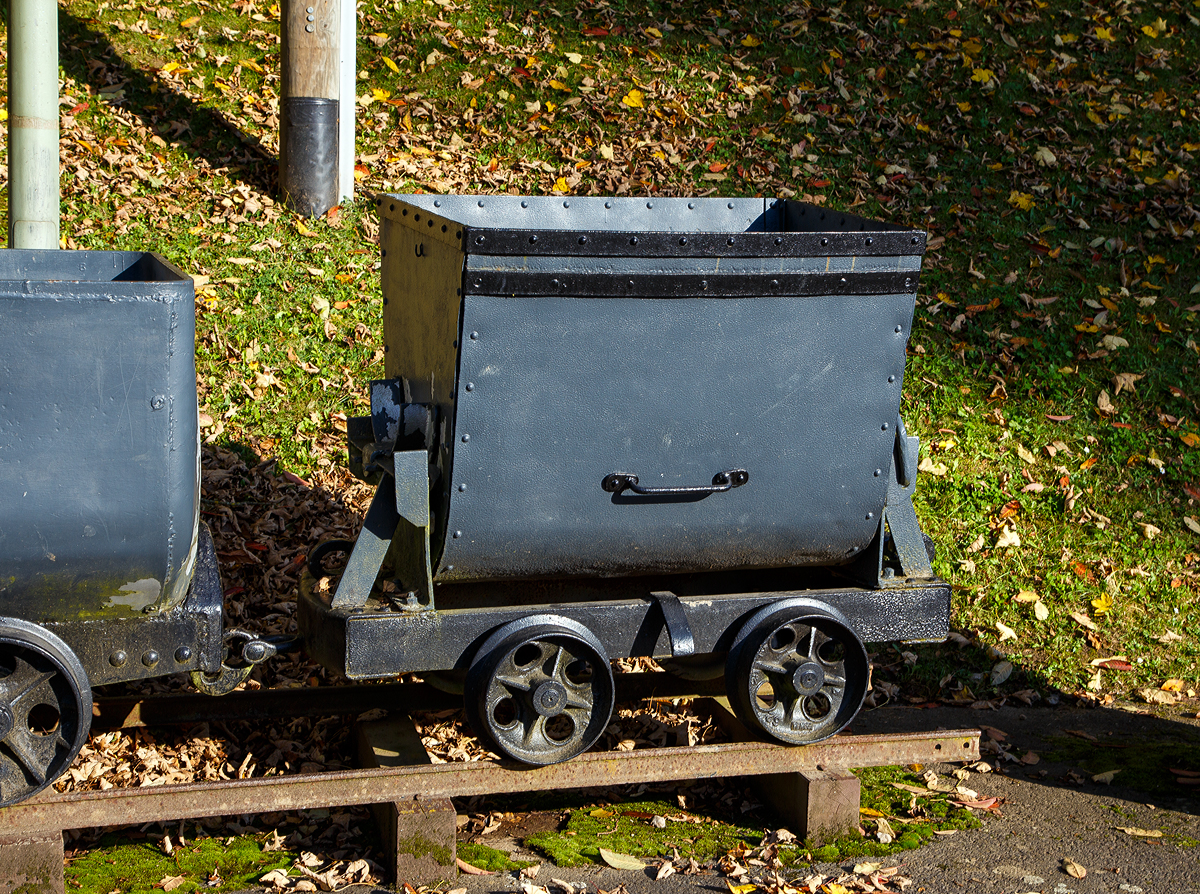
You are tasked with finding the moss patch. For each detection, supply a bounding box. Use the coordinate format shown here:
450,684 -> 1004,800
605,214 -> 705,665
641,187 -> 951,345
457,842 -> 537,872
525,799 -> 763,868
65,833 -> 293,894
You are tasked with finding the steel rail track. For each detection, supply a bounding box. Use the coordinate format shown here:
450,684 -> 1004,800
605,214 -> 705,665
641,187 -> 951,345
92,672 -> 725,730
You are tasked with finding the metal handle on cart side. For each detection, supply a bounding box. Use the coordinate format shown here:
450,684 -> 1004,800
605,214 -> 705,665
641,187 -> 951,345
601,469 -> 749,496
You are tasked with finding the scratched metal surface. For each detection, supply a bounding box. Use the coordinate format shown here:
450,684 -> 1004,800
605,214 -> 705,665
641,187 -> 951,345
0,250 -> 199,622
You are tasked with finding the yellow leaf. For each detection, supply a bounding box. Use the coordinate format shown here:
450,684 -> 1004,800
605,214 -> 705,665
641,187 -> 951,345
996,620 -> 1018,642
741,34 -> 762,47
1091,593 -> 1114,614
565,52 -> 583,64
971,67 -> 995,83
383,57 -> 400,74
859,807 -> 886,817
1095,26 -> 1115,40
554,177 -> 569,192
296,219 -> 315,236
621,89 -> 645,109
599,144 -> 614,160
1016,444 -> 1036,464
1162,679 -> 1186,692
1007,191 -> 1036,211
372,88 -> 392,101
646,26 -> 663,38
162,61 -> 183,73
727,884 -> 757,894
549,80 -> 571,92
1014,590 -> 1039,603
1182,432 -> 1200,448
181,15 -> 201,27
241,59 -> 264,73
957,100 -> 972,112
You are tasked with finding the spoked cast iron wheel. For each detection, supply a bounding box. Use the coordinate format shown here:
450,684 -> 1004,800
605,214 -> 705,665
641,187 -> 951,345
726,599 -> 868,746
0,618 -> 92,806
465,616 -> 614,765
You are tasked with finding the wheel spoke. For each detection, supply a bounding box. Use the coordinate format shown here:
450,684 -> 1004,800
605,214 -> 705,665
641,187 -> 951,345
2,731 -> 49,785
492,674 -> 535,693
520,714 -> 547,750
547,644 -> 568,681
0,657 -> 56,708
752,659 -> 790,676
804,626 -> 818,661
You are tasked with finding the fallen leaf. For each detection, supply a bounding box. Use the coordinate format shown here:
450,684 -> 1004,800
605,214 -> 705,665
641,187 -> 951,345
1117,826 -> 1163,838
1158,630 -> 1186,644
1091,593 -> 1114,614
1063,858 -> 1087,879
1092,769 -> 1121,784
1014,590 -> 1039,603
456,859 -> 495,876
1184,516 -> 1200,535
1161,679 -> 1186,692
1071,612 -> 1099,631
599,848 -> 646,871
1097,389 -> 1115,416
156,877 -> 187,892
1016,443 -> 1037,463
1113,372 -> 1144,395
996,621 -> 1018,642
1034,601 -> 1050,621
656,862 -> 676,881
990,660 -> 1014,686
726,883 -> 757,894
1139,522 -> 1162,539
621,89 -> 645,109
1138,688 -> 1178,705
996,525 -> 1021,548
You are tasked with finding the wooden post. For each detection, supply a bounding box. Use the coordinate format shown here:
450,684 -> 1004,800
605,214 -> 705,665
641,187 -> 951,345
279,0 -> 340,216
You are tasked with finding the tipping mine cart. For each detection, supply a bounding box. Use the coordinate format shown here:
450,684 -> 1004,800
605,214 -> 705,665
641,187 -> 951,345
0,250 -> 232,805
299,195 -> 949,765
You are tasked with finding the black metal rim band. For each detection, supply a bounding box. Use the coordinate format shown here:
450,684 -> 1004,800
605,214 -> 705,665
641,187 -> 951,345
463,270 -> 920,298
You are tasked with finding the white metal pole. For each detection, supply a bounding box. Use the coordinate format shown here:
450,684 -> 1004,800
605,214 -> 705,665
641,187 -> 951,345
338,0 -> 355,202
7,0 -> 61,248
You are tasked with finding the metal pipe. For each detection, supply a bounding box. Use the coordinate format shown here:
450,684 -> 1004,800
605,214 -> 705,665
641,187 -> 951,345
7,0 -> 60,248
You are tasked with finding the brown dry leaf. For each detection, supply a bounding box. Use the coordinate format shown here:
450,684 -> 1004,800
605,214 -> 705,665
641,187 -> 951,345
1113,372 -> 1144,395
1014,590 -> 1039,603
1097,390 -> 1115,416
1063,858 -> 1087,879
1158,630 -> 1186,644
1020,750 -> 1041,765
456,859 -> 495,876
1071,611 -> 1099,631
1139,688 -> 1178,705
1092,769 -> 1120,784
874,816 -> 895,844
995,525 -> 1021,549
156,877 -> 187,892
1117,826 -> 1163,838
1034,600 -> 1050,621
655,862 -> 677,881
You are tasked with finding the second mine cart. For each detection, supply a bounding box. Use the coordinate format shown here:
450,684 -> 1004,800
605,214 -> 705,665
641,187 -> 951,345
300,195 -> 948,764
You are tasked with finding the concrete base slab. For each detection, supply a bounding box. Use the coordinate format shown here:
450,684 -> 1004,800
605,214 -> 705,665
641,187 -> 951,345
0,828 -> 64,894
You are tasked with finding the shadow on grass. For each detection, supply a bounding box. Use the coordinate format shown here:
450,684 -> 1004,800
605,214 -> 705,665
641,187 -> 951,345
53,7 -> 278,196
858,638 -> 1200,813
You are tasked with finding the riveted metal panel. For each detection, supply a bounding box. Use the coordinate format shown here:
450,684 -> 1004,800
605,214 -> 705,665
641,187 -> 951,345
438,292 -> 913,581
0,250 -> 199,623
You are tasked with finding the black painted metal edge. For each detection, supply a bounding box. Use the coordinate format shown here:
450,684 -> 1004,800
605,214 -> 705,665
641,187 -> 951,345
458,228 -> 926,258
463,270 -> 921,298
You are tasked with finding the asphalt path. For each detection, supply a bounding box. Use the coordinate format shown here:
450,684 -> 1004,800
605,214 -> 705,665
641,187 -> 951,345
232,703 -> 1200,894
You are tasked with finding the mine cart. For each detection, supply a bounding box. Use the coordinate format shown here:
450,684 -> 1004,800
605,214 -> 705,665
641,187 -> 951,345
299,195 -> 949,765
0,250 -> 226,805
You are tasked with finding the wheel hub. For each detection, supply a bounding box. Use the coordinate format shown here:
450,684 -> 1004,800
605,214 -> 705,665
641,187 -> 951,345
532,680 -> 569,716
792,661 -> 825,696
0,703 -> 12,740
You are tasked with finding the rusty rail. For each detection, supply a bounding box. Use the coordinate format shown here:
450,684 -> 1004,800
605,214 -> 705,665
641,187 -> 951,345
0,724 -> 978,833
